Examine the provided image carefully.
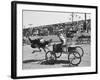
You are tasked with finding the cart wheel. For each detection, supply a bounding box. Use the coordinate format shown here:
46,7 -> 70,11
75,46 -> 84,57
68,51 -> 81,66
55,52 -> 62,58
45,51 -> 56,61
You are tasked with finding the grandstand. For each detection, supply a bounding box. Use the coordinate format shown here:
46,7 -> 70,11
23,19 -> 91,37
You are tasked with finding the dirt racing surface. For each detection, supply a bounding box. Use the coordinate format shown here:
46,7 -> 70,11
22,44 -> 90,69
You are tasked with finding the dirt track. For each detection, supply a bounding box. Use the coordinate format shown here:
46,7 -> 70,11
22,44 -> 90,69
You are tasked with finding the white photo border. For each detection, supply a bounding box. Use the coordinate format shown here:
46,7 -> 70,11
11,1 -> 98,79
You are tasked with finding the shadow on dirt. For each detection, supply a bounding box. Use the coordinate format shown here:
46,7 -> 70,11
23,59 -> 70,64
23,59 -> 44,63
23,59 -> 78,67
40,60 -> 70,65
40,60 -> 77,67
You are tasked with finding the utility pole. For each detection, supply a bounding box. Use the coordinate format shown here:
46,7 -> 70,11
83,13 -> 87,32
84,13 -> 87,32
72,12 -> 74,23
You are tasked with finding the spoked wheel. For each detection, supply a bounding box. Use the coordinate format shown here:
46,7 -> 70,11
68,51 -> 81,66
75,46 -> 84,57
55,52 -> 62,58
45,51 -> 56,61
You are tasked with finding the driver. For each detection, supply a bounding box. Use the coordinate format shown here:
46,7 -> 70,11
57,30 -> 67,52
57,30 -> 66,46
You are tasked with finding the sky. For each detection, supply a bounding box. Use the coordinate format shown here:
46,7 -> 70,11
23,10 -> 91,28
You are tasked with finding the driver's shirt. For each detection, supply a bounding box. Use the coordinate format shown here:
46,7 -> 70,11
59,34 -> 66,45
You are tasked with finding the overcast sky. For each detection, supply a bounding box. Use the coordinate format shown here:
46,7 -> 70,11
23,10 -> 91,28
